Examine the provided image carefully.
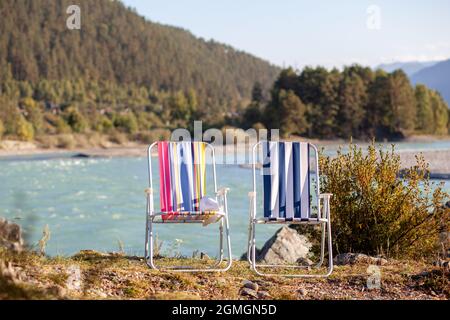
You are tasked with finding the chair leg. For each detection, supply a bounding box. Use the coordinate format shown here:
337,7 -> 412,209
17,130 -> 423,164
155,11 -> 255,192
249,220 -> 333,278
314,222 -> 326,268
223,214 -> 233,271
145,216 -> 232,272
247,219 -> 253,266
211,219 -> 224,268
145,215 -> 158,270
219,220 -> 224,262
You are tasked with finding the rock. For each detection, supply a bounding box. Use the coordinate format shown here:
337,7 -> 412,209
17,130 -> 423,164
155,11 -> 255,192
200,252 -> 210,260
242,280 -> 259,291
257,226 -> 311,265
298,288 -> 308,296
240,287 -> 258,298
73,250 -> 109,260
66,265 -> 82,291
297,257 -> 313,266
434,259 -> 450,270
0,218 -> 24,252
334,253 -> 387,266
87,289 -> 108,298
257,291 -> 271,299
0,261 -> 20,284
46,285 -> 67,297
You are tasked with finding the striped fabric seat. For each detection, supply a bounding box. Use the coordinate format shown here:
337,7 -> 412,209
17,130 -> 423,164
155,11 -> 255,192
262,141 -> 315,221
158,141 -> 216,221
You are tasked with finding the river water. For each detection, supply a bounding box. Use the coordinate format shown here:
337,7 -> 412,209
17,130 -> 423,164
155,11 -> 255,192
0,140 -> 449,258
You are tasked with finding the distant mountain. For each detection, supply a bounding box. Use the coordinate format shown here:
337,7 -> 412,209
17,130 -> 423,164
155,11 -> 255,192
411,59 -> 450,106
376,61 -> 439,77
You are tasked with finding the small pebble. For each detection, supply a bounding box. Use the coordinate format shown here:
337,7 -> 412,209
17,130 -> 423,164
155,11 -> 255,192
299,288 -> 308,296
240,287 -> 258,298
257,291 -> 271,299
242,280 -> 259,291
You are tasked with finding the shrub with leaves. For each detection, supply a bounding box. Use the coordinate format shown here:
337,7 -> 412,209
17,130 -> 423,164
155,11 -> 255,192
16,115 -> 34,141
64,107 -> 88,133
0,119 -> 4,140
320,143 -> 449,259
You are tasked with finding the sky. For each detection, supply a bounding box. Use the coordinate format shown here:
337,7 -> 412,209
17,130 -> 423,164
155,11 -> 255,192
122,0 -> 450,69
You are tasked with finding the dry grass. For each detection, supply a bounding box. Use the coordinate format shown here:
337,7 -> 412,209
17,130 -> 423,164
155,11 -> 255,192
0,249 -> 448,300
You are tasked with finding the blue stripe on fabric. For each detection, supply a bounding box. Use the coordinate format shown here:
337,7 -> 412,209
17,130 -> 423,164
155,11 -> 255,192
179,143 -> 192,212
278,142 -> 286,218
307,143 -> 311,217
262,142 -> 272,218
292,143 -> 301,218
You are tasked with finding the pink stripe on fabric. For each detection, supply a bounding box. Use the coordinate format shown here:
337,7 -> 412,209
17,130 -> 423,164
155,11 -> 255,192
158,142 -> 172,212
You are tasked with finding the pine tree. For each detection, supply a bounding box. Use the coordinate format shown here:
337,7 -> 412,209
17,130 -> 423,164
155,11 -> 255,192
414,85 -> 434,134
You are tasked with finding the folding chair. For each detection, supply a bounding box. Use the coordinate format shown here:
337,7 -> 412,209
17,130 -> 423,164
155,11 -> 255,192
145,141 -> 232,272
247,141 -> 333,277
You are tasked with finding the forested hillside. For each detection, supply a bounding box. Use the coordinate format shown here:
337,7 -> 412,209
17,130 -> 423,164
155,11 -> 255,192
0,0 -> 279,142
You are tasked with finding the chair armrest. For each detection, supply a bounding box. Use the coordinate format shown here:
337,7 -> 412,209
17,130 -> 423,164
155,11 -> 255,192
319,193 -> 332,219
216,187 -> 230,197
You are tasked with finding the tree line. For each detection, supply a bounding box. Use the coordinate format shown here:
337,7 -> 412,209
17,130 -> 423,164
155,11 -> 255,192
0,75 -> 202,142
241,66 -> 449,140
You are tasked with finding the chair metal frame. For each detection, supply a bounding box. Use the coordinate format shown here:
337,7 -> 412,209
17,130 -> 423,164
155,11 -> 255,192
145,141 -> 232,272
247,141 -> 333,277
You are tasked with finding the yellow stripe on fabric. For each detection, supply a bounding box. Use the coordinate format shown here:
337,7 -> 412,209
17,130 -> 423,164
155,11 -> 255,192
172,143 -> 182,211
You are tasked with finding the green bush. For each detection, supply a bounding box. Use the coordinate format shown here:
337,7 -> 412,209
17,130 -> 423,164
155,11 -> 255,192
20,98 -> 44,134
0,119 -> 4,140
94,116 -> 113,133
320,143 -> 449,259
113,112 -> 138,134
64,107 -> 88,133
16,115 -> 34,141
134,129 -> 171,144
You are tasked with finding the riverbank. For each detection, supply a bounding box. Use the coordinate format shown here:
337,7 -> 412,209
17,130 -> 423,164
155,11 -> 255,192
2,139 -> 450,176
0,249 -> 448,300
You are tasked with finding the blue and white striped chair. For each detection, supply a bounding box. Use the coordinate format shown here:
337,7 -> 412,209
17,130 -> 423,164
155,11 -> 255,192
247,141 -> 333,277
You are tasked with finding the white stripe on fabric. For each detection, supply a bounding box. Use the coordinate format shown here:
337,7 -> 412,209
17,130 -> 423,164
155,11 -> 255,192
181,142 -> 195,211
300,143 -> 310,218
284,142 -> 294,218
269,142 -> 279,218
168,143 -> 177,210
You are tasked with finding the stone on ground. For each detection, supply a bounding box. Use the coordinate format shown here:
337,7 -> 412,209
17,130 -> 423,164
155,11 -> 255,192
256,226 -> 311,264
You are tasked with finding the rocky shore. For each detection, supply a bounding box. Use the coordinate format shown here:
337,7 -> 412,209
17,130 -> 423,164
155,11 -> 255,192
1,249 -> 448,300
1,220 -> 448,300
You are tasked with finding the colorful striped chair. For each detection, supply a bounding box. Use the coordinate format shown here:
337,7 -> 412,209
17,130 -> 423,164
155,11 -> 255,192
145,141 -> 232,272
247,141 -> 333,277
